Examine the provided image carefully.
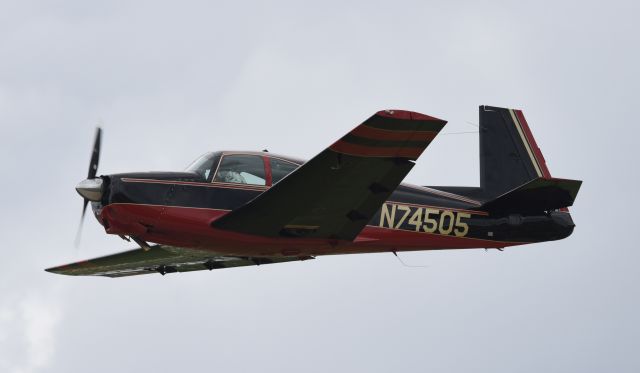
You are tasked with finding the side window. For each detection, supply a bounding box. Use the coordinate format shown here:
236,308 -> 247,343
214,155 -> 266,185
270,158 -> 299,184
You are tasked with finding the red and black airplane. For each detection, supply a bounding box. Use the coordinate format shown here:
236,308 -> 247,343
46,105 -> 581,277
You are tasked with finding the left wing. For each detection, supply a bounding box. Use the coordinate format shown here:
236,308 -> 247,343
45,245 -> 313,277
212,110 -> 446,241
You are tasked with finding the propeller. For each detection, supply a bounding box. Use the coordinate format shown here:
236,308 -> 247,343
74,127 -> 102,248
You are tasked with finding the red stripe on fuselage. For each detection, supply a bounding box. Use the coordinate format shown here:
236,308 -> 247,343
360,226 -> 524,250
99,203 -> 523,257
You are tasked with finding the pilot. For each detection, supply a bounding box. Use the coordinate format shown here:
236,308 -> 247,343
221,170 -> 246,184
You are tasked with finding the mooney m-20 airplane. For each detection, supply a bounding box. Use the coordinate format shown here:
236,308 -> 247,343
47,105 -> 581,277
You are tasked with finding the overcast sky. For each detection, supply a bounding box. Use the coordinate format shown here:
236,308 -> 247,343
1,1 -> 638,372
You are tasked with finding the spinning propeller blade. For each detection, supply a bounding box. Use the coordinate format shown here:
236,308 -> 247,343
75,127 -> 102,248
88,127 -> 101,179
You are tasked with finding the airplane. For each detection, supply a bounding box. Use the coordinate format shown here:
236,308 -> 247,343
46,105 -> 582,277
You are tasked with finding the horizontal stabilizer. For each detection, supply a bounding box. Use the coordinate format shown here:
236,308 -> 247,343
482,177 -> 582,214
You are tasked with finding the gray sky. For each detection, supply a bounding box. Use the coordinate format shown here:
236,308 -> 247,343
1,0 -> 638,372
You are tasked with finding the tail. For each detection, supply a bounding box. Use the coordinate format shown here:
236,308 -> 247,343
479,105 -> 581,213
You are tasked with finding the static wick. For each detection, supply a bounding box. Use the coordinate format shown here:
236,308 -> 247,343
392,251 -> 429,268
439,120 -> 481,135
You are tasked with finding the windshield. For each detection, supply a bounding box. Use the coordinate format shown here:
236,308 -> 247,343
185,152 -> 217,180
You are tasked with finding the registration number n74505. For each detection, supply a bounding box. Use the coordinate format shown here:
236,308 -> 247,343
378,203 -> 470,237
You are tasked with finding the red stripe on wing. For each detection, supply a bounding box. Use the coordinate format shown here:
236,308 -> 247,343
351,124 -> 438,142
375,109 -> 443,121
329,140 -> 424,159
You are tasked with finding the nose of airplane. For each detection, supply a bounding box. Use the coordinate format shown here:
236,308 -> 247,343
76,178 -> 104,201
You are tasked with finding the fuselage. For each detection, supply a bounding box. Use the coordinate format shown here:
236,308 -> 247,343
89,151 -> 575,258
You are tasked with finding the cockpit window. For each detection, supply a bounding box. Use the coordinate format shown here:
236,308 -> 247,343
270,158 -> 299,184
185,152 -> 217,181
214,154 -> 266,186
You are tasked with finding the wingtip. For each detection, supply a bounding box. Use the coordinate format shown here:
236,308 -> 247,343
376,109 -> 445,123
44,265 -> 72,276
44,266 -> 61,274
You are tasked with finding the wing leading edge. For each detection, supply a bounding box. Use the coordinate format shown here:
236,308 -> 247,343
212,110 -> 447,241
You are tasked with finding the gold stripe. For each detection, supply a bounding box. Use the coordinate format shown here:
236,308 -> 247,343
402,184 -> 481,206
384,200 -> 488,216
109,202 -> 232,212
509,109 -> 542,177
122,178 -> 269,191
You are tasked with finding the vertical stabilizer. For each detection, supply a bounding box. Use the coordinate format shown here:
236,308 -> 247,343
479,105 -> 552,197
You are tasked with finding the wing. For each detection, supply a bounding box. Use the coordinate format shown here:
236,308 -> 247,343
212,110 -> 447,240
45,245 -> 314,278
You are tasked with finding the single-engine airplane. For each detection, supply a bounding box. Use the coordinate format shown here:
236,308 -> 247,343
46,105 -> 581,277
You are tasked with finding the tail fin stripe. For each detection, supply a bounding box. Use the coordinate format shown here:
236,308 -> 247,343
509,109 -> 543,178
514,110 -> 552,178
479,105 -> 561,198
